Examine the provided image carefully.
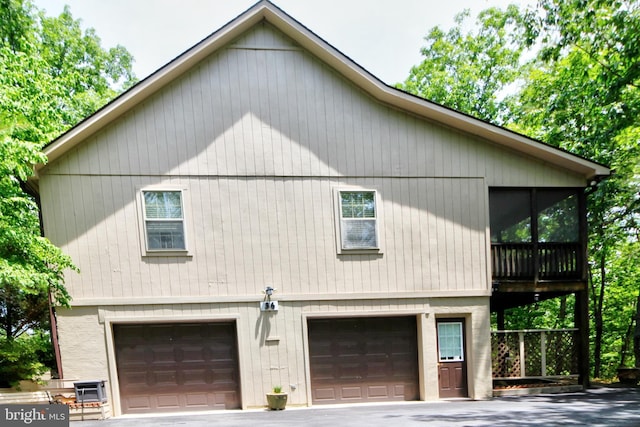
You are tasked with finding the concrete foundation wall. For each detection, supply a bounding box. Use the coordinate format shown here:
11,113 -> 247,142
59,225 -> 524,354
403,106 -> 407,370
56,296 -> 491,414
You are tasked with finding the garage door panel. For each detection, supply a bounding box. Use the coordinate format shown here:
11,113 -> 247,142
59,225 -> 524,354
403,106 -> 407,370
184,393 -> 208,407
314,388 -> 336,401
366,340 -> 387,353
367,385 -> 389,398
211,370 -> 237,384
156,395 -> 180,409
183,369 -> 209,385
338,362 -> 362,379
336,345 -> 361,356
119,370 -> 147,385
124,396 -> 151,412
147,347 -> 174,363
393,384 -> 406,397
153,370 -> 178,386
114,322 -> 241,414
366,362 -> 389,378
311,363 -> 334,380
341,386 -> 363,399
309,316 -> 419,405
392,359 -> 417,373
312,342 -> 332,356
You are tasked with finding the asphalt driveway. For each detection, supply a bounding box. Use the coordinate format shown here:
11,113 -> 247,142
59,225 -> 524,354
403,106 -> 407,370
73,386 -> 640,426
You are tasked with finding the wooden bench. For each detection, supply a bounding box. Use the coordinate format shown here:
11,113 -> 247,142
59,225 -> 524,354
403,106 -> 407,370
0,387 -> 111,421
48,387 -> 113,421
67,401 -> 112,421
0,390 -> 53,404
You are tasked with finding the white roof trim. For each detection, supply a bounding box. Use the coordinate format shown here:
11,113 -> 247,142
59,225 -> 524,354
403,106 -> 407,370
38,0 -> 610,180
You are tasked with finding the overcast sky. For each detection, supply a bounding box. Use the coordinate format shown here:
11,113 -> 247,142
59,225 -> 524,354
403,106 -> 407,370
33,0 -> 533,85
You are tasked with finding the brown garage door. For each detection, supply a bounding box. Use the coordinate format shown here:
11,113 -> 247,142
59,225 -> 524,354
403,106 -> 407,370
308,316 -> 419,404
113,322 -> 241,414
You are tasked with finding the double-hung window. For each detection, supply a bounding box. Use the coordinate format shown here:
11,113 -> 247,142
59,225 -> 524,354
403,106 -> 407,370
142,190 -> 186,251
338,190 -> 379,251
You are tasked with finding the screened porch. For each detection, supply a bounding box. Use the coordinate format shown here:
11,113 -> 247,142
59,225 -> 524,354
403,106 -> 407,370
489,188 -> 587,296
488,188 -> 590,388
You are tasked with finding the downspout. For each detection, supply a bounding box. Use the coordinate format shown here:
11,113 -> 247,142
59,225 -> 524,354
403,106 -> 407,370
48,290 -> 64,379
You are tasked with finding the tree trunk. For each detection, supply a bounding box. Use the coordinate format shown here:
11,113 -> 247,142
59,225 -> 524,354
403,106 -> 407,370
634,296 -> 640,368
592,254 -> 606,378
2,289 -> 14,340
556,296 -> 567,329
620,317 -> 633,367
575,289 -> 590,387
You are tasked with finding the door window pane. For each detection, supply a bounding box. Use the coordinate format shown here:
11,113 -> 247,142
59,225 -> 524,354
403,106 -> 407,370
438,322 -> 464,361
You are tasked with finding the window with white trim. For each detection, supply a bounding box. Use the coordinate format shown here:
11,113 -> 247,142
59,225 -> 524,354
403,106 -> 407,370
338,190 -> 379,250
142,190 -> 186,251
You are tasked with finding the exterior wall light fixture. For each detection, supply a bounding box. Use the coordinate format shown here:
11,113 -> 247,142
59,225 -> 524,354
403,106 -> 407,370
261,286 -> 278,312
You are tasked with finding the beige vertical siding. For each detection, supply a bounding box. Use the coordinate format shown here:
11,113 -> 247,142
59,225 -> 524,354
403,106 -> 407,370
41,23 -> 585,187
40,176 -> 488,301
39,22 -> 585,302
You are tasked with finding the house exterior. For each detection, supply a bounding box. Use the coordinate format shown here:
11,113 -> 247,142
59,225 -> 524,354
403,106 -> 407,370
31,1 -> 609,415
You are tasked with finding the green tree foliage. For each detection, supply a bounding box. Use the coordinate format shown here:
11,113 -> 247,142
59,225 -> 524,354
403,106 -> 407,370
0,120 -> 77,387
603,240 -> 640,370
514,0 -> 640,379
0,0 -> 135,142
0,0 -> 135,386
399,5 -> 531,124
402,0 -> 640,378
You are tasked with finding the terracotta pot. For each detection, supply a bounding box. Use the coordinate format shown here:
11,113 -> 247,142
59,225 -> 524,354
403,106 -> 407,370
266,392 -> 288,410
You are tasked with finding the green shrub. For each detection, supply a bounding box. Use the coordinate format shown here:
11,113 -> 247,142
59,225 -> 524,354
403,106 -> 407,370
0,332 -> 51,388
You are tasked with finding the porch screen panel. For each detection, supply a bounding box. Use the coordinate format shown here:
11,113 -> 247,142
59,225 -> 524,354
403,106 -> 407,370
537,189 -> 579,243
489,190 -> 531,243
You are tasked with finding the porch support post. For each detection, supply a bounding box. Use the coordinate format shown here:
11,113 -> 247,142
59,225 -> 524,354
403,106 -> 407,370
519,331 -> 526,377
576,289 -> 590,388
579,189 -> 588,282
541,331 -> 547,377
497,311 -> 506,377
576,189 -> 590,388
531,190 -> 539,283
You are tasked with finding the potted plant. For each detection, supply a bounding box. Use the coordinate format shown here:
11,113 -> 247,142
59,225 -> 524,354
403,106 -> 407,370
266,385 -> 287,410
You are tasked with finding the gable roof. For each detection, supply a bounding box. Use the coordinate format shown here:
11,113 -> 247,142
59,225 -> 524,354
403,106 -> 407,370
35,0 -> 610,181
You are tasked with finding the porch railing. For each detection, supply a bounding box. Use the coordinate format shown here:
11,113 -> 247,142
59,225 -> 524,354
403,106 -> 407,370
491,243 -> 582,281
491,329 -> 579,378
